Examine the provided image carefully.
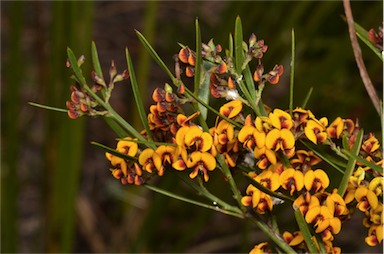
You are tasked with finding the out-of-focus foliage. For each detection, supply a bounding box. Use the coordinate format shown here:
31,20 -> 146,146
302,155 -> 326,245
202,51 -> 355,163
1,1 -> 382,253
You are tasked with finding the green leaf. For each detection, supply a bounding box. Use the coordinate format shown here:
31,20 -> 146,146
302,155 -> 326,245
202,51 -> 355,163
354,22 -> 383,61
144,183 -> 244,218
29,102 -> 68,113
91,41 -> 104,78
67,47 -> 87,86
135,30 -> 178,83
289,29 -> 295,114
234,16 -> 244,74
301,87 -> 313,109
294,208 -> 320,254
125,47 -> 153,143
343,149 -> 383,174
338,129 -> 364,196
91,141 -> 137,161
300,140 -> 346,174
228,33 -> 234,58
102,117 -> 129,138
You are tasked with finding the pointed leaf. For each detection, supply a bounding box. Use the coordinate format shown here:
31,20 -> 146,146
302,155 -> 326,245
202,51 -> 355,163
125,47 -> 153,143
354,22 -> 383,61
67,47 -> 87,86
338,129 -> 364,196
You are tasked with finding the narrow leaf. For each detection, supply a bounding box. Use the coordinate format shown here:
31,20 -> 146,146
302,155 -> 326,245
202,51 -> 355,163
29,102 -> 68,113
91,41 -> 104,78
343,149 -> 383,174
234,16 -> 244,74
301,87 -> 313,109
289,28 -> 295,114
135,30 -> 177,83
144,183 -> 244,218
103,117 -> 129,138
125,47 -> 153,142
300,140 -> 346,174
338,129 -> 364,196
67,47 -> 87,86
294,208 -> 319,254
228,33 -> 234,58
354,22 -> 383,61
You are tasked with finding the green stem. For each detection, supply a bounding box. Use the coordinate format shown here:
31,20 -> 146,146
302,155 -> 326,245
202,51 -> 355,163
144,184 -> 244,219
216,154 -> 245,212
246,214 -> 296,253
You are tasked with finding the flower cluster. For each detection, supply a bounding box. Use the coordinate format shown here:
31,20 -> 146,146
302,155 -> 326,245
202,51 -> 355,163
64,20 -> 383,253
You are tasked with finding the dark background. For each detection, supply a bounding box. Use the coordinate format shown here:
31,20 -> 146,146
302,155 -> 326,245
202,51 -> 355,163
1,1 -> 382,253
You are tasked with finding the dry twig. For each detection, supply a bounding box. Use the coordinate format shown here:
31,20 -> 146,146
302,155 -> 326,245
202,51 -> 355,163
343,0 -> 381,115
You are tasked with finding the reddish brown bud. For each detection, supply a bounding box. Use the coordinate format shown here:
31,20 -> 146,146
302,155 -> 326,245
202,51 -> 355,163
178,47 -> 190,64
177,84 -> 185,95
186,66 -> 194,77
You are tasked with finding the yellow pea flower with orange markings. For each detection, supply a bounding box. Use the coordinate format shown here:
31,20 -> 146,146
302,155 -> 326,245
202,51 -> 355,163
279,168 -> 304,196
219,99 -> 243,118
304,119 -> 328,144
187,151 -> 216,182
304,169 -> 330,192
355,186 -> 379,212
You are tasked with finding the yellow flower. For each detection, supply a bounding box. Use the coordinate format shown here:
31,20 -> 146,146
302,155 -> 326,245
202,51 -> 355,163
269,108 -> 293,130
365,224 -> 383,246
304,169 -> 330,192
187,151 -> 216,182
138,148 -> 159,174
305,205 -> 333,232
304,119 -> 328,144
116,137 -> 139,157
238,124 -> 266,151
369,204 -> 383,225
279,168 -> 304,196
355,186 -> 379,212
249,242 -> 271,254
255,170 -> 280,191
326,117 -> 344,139
265,128 -> 295,155
219,99 -> 243,118
153,145 -> 178,176
369,176 -> 383,197
184,126 -> 213,152
361,133 -> 380,154
290,150 -> 321,171
254,146 -> 277,169
212,119 -> 235,146
326,189 -> 349,217
283,231 -> 304,246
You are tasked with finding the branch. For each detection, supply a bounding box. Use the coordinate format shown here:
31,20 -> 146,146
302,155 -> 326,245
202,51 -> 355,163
343,0 -> 381,115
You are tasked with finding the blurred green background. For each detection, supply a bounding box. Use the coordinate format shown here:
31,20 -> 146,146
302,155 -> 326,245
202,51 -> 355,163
1,1 -> 382,253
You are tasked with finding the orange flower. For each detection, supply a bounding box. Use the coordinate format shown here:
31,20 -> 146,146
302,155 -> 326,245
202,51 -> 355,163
326,189 -> 349,217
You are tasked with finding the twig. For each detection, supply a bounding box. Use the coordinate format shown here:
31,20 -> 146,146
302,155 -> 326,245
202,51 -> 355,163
343,0 -> 381,115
